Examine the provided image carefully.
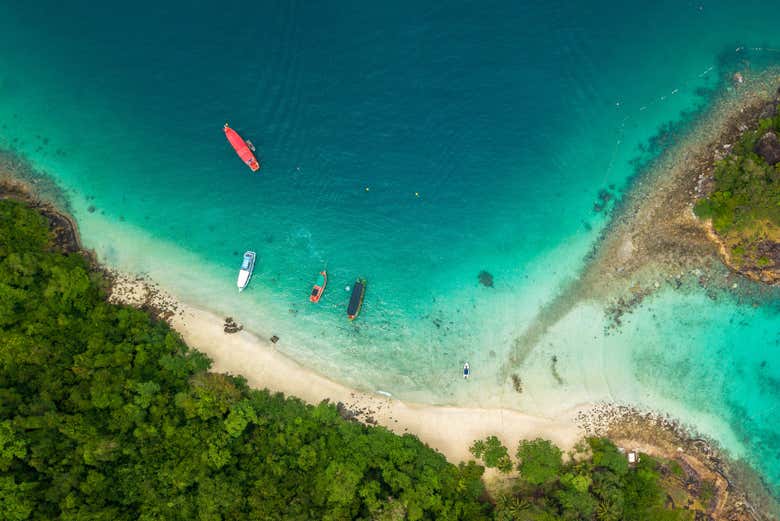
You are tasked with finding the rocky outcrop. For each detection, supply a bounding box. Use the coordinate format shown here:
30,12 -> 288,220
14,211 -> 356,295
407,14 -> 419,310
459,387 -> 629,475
703,221 -> 780,286
755,131 -> 780,165
1,179 -> 81,253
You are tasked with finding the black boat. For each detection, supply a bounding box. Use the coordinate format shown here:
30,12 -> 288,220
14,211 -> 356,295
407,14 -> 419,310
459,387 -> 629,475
347,278 -> 366,320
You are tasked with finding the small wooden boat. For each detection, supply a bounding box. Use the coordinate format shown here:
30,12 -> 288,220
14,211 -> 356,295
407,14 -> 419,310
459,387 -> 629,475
347,278 -> 366,320
237,251 -> 256,291
309,270 -> 327,303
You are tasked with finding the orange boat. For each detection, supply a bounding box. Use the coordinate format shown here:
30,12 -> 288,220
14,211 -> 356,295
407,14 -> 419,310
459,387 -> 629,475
309,271 -> 327,303
224,123 -> 260,172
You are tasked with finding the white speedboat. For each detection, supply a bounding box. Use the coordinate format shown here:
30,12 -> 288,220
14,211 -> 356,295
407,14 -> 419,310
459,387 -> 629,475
237,251 -> 256,291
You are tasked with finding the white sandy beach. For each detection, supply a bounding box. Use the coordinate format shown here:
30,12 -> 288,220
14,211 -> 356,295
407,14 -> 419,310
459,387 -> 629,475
109,275 -> 586,463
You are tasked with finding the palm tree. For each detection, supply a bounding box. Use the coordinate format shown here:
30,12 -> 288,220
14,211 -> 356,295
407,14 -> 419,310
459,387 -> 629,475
596,500 -> 621,521
496,494 -> 531,520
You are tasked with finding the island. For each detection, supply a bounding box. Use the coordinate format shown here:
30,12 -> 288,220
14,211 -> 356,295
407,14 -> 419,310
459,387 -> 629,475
2,179 -> 774,521
694,92 -> 780,284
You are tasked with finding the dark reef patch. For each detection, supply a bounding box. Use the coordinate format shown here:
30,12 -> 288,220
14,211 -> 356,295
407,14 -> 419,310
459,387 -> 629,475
478,270 -> 494,287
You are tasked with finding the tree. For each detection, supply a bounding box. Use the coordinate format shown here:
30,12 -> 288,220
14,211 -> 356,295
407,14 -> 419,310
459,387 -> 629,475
0,200 -> 492,521
516,438 -> 563,486
470,436 -> 513,473
588,438 -> 628,476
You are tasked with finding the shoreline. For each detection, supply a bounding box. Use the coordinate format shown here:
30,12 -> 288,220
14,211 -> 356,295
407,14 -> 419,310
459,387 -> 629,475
3,70 -> 780,514
2,179 -> 778,518
507,71 -> 780,366
107,271 -> 587,463
695,91 -> 780,286
0,170 -> 591,461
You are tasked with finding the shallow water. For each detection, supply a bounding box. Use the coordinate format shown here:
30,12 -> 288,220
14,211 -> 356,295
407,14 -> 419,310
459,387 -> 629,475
1,0 -> 780,492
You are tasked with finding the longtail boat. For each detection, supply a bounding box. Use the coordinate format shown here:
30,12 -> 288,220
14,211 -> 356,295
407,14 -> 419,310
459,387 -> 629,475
347,278 -> 366,320
310,271 -> 327,303
224,123 -> 260,172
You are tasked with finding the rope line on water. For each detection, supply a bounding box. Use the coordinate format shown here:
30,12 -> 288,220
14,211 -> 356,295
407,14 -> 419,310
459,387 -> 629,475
596,46 -> 780,192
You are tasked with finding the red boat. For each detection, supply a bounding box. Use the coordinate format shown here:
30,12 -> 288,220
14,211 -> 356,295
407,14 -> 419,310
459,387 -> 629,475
309,271 -> 327,303
224,123 -> 260,172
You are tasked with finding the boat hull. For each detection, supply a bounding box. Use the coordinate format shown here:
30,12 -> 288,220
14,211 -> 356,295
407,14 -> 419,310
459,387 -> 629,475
347,278 -> 366,320
237,251 -> 256,291
224,124 -> 260,172
310,271 -> 327,303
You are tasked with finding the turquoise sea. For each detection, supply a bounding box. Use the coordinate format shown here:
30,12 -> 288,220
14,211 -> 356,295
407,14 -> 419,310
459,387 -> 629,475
2,0 -> 780,493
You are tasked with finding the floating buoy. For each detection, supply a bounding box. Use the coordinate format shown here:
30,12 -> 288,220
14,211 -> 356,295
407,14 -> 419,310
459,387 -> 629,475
414,192 -> 419,197
365,186 -> 370,192
345,286 -> 350,291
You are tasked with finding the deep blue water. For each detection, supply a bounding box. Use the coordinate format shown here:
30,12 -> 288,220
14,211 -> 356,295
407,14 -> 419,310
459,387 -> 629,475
1,0 -> 780,494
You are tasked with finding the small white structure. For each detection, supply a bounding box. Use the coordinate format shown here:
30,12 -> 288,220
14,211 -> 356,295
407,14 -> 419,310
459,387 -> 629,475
627,449 -> 640,465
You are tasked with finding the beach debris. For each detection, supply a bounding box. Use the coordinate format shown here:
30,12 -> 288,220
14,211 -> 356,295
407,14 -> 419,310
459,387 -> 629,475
733,71 -> 744,85
510,373 -> 523,394
223,317 -> 243,334
478,270 -> 494,288
270,335 -> 279,344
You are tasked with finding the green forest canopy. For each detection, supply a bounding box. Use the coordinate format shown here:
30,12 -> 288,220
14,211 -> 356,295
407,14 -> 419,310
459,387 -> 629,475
0,199 -> 488,520
472,437 -> 694,521
0,199 -> 700,520
694,114 -> 780,235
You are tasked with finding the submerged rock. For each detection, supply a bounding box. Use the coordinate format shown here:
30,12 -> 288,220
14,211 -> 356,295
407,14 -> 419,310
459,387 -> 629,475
510,374 -> 523,393
755,131 -> 780,165
551,355 -> 563,385
478,270 -> 494,287
593,186 -> 616,214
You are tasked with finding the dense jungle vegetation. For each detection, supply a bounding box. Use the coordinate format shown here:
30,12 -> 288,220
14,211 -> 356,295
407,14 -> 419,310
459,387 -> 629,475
471,437 -> 696,521
694,113 -> 780,270
0,199 -> 704,520
0,199 -> 488,520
